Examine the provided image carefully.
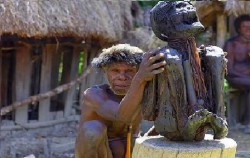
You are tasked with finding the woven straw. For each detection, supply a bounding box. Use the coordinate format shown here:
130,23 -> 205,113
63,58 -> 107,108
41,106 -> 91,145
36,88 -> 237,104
0,0 -> 133,43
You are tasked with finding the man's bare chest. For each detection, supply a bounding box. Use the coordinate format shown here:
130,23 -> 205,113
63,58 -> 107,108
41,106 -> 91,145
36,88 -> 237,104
233,44 -> 250,62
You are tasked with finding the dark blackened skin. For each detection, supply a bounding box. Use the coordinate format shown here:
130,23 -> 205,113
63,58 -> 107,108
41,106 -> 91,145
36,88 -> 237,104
142,1 -> 228,141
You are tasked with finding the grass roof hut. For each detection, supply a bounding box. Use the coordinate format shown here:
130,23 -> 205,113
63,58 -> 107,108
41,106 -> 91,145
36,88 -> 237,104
195,0 -> 250,48
0,0 -> 133,127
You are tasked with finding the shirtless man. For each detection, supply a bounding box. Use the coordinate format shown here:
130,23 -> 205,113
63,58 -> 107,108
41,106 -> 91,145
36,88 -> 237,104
224,14 -> 250,132
75,44 -> 166,158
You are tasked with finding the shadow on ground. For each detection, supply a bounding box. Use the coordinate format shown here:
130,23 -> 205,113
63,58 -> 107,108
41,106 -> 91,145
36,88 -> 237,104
228,125 -> 250,158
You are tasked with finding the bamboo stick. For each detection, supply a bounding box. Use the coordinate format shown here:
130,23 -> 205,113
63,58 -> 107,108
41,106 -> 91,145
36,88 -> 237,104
125,124 -> 132,158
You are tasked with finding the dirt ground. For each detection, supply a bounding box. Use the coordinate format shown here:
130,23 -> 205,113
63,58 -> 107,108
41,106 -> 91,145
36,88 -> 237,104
227,125 -> 250,158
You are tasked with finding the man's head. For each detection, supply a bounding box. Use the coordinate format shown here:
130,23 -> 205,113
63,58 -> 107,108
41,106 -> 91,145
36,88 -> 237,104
150,1 -> 204,41
92,44 -> 144,95
234,14 -> 250,40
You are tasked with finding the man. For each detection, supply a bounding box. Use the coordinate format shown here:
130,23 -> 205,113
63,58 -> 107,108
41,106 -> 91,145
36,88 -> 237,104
224,14 -> 250,133
75,44 -> 166,158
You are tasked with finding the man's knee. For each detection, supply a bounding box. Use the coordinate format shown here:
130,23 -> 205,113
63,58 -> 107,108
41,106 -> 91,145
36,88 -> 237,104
80,120 -> 107,143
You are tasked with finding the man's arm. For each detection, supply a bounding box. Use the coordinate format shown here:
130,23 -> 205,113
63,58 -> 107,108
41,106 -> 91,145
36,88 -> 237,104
83,50 -> 166,123
117,50 -> 166,123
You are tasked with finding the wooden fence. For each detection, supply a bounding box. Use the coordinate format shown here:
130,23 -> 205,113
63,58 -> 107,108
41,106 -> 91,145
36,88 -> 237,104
0,37 -> 107,128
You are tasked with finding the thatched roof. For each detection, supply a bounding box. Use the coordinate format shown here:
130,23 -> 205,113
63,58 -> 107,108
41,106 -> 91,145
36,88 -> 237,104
195,1 -> 224,27
224,0 -> 250,16
0,0 -> 133,43
195,0 -> 250,26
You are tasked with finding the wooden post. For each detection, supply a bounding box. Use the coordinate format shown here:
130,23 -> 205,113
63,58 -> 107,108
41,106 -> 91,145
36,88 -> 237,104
80,45 -> 104,91
0,50 -> 2,111
216,13 -> 227,48
15,43 -> 32,124
1,53 -> 10,108
80,47 -> 89,93
39,44 -> 56,121
229,15 -> 237,38
50,46 -> 62,113
64,46 -> 81,116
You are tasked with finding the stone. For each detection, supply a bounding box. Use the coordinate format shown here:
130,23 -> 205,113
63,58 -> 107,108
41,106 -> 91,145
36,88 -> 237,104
23,154 -> 36,158
132,134 -> 237,158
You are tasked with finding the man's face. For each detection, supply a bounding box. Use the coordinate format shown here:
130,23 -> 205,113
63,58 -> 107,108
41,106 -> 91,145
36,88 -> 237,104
239,21 -> 250,40
104,62 -> 137,96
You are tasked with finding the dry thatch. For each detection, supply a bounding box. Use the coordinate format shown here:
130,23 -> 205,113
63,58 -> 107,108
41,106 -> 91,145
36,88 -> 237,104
0,0 -> 133,43
224,0 -> 250,16
195,1 -> 224,27
122,27 -> 166,51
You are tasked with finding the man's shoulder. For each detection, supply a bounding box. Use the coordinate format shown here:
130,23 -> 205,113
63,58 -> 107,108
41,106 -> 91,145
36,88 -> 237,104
82,84 -> 110,108
88,84 -> 109,91
84,84 -> 109,95
224,36 -> 240,50
226,36 -> 240,44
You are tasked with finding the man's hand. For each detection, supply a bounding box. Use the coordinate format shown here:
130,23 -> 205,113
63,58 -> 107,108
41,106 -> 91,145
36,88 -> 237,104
137,48 -> 166,82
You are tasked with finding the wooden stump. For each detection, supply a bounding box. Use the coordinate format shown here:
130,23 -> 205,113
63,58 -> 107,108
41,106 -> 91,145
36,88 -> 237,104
132,135 -> 237,158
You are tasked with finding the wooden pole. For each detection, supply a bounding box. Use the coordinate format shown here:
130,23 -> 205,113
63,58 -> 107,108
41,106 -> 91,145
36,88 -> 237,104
39,44 -> 56,121
15,43 -> 32,124
216,13 -> 227,48
1,115 -> 79,131
229,15 -> 237,38
64,46 -> 81,117
0,50 -> 2,121
125,125 -> 132,158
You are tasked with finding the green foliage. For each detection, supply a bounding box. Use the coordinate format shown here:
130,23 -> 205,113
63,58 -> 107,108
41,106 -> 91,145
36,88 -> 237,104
138,1 -> 159,8
224,79 -> 229,92
78,51 -> 85,75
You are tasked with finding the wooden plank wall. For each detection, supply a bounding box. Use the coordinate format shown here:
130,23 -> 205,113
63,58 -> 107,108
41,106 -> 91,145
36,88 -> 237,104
15,44 -> 32,124
64,45 -> 80,116
0,50 -> 2,112
38,44 -> 56,121
0,40 -> 108,124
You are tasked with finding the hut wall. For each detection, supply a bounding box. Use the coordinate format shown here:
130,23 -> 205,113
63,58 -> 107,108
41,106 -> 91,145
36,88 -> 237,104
39,44 -> 55,122
15,44 -> 32,124
80,43 -> 107,91
0,38 -> 87,127
0,50 -> 2,113
1,49 -> 15,120
64,45 -> 80,117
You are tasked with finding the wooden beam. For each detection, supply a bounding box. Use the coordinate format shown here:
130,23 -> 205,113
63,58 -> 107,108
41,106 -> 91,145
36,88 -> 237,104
1,53 -> 10,109
39,44 -> 56,121
0,115 -> 79,131
0,50 -> 2,113
15,43 -> 32,124
216,13 -> 227,48
229,15 -> 237,38
64,46 -> 81,116
80,45 -> 104,91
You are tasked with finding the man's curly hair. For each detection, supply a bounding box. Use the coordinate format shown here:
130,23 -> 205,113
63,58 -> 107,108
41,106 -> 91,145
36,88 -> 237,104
91,44 -> 144,69
234,14 -> 250,34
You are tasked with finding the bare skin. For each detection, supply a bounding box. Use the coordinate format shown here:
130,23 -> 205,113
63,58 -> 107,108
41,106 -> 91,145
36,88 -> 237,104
75,50 -> 166,158
224,21 -> 250,125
